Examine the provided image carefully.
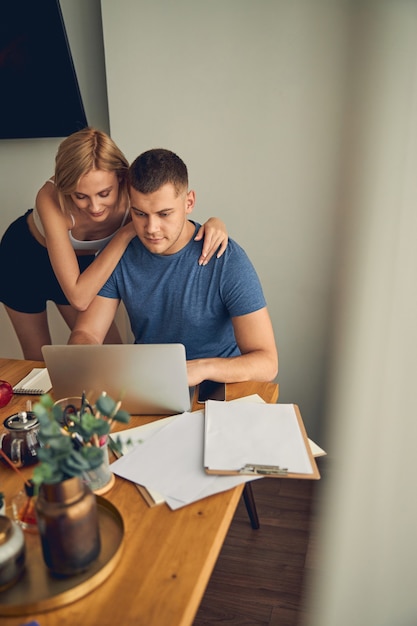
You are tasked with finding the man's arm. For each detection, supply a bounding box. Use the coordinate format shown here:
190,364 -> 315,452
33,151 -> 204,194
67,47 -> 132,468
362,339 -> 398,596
68,296 -> 120,345
186,307 -> 278,387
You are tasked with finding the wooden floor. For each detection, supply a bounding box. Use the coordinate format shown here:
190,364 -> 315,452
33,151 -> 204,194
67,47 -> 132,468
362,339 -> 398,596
193,467 -> 324,626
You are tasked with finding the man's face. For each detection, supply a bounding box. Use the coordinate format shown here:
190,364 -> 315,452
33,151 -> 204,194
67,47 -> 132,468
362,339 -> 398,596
129,183 -> 195,255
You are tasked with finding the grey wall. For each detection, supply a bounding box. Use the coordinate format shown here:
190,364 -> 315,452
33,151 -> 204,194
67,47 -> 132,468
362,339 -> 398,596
101,0 -> 351,443
0,0 -> 350,443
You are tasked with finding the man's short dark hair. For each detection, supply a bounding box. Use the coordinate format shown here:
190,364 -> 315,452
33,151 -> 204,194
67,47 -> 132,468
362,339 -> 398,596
128,148 -> 188,196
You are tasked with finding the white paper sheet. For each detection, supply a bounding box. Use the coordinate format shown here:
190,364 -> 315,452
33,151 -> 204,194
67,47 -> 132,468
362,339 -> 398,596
109,415 -> 177,455
109,417 -> 178,505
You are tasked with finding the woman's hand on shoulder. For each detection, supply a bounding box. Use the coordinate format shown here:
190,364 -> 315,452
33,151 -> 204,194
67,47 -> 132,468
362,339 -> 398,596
194,217 -> 228,265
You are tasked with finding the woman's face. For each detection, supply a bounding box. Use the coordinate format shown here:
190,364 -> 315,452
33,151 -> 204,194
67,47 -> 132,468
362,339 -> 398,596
70,169 -> 120,221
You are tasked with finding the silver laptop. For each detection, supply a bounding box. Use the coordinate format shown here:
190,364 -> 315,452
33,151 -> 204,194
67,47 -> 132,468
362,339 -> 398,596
41,344 -> 192,415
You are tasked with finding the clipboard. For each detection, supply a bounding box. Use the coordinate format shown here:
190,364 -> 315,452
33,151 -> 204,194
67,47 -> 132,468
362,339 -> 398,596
203,401 -> 320,480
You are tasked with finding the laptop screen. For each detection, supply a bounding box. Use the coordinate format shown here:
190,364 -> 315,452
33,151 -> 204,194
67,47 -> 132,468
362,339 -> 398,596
41,344 -> 191,415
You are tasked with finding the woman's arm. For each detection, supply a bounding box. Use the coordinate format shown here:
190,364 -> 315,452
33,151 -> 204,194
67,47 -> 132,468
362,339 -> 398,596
36,184 -> 230,311
36,182 -> 136,311
68,295 -> 120,344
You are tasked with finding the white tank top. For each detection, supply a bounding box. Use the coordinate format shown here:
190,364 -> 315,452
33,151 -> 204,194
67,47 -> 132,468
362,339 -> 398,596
32,180 -> 129,252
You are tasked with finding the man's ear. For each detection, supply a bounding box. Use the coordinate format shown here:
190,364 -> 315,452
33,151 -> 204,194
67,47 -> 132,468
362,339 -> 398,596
185,190 -> 196,214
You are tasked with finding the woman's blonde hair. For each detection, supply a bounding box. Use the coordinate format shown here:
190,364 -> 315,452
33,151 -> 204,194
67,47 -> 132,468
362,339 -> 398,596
54,127 -> 129,214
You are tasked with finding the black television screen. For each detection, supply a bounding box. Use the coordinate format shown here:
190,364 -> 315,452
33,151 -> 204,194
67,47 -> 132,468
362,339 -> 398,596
0,0 -> 88,139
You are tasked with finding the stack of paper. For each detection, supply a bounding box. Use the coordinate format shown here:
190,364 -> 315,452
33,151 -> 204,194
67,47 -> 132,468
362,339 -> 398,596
109,395 -> 324,510
110,410 -> 260,510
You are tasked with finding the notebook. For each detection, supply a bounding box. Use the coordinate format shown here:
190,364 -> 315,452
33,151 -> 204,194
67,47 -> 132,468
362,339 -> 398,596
13,367 -> 52,395
41,344 -> 192,415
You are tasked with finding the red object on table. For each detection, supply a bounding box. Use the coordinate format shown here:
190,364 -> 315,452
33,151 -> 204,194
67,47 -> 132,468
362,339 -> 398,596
0,379 -> 13,408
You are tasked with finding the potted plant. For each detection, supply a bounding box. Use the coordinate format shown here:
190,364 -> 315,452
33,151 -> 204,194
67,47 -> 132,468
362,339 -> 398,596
32,392 -> 130,488
31,392 -> 130,577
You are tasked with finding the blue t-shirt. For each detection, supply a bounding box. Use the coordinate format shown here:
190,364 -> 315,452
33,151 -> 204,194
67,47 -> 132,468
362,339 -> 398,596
99,223 -> 266,360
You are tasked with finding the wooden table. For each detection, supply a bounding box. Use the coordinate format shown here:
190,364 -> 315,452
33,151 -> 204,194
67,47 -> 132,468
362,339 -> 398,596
0,358 -> 278,626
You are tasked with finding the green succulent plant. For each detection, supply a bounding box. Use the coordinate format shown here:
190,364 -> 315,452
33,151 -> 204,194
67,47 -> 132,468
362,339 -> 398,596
32,392 -> 130,489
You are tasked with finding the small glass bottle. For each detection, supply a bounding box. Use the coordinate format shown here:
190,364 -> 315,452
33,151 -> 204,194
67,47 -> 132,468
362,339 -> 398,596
12,481 -> 38,534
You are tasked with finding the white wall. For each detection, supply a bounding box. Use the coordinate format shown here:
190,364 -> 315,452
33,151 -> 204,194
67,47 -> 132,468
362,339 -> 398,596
101,0 -> 351,442
100,2 -> 417,622
0,0 -> 110,358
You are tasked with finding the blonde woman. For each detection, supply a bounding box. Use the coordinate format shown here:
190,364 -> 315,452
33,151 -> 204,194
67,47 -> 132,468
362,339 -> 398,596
0,128 -> 228,360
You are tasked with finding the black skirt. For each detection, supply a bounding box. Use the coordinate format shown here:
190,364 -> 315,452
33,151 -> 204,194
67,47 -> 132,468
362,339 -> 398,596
0,209 -> 95,313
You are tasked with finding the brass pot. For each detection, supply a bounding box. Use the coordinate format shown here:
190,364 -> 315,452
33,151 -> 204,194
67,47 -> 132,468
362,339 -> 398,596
35,476 -> 100,577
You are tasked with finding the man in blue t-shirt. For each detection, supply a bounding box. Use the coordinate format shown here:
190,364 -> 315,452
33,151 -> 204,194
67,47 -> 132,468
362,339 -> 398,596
69,149 -> 278,387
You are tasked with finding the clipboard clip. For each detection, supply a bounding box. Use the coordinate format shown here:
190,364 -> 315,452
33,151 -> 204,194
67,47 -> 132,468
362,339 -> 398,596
239,463 -> 288,476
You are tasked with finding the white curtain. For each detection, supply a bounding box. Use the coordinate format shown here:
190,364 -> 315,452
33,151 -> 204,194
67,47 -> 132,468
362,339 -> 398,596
307,3 -> 417,625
